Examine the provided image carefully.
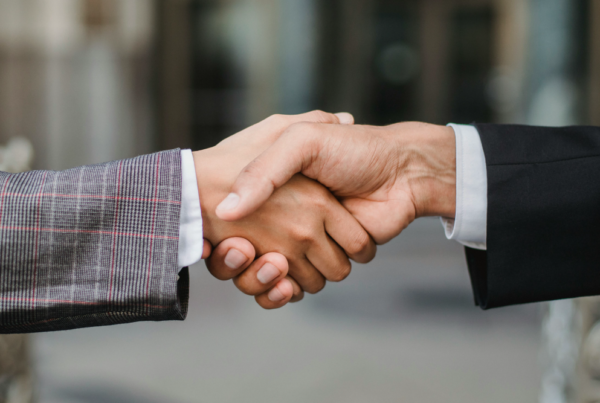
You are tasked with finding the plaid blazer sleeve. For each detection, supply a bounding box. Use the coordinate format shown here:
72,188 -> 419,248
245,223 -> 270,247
0,149 -> 189,333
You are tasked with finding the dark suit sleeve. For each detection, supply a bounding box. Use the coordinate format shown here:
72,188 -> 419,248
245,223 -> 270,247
465,124 -> 600,309
0,149 -> 188,333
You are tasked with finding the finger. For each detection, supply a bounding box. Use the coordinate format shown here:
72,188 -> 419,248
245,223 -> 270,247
216,124 -> 321,221
334,112 -> 354,125
205,237 -> 256,281
215,110 -> 352,221
287,257 -> 326,294
201,239 -> 213,259
305,234 -> 352,283
342,197 -> 408,245
255,278 -> 295,310
254,276 -> 303,310
324,201 -> 377,263
233,252 -> 289,295
259,110 -> 351,136
216,111 -> 353,221
293,110 -> 353,125
286,276 -> 305,302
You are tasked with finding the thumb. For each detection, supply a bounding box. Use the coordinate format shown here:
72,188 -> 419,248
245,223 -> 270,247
216,125 -> 322,221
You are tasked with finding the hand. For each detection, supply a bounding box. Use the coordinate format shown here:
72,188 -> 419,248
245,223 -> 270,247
202,237 -> 302,308
215,121 -> 456,244
196,112 -> 377,308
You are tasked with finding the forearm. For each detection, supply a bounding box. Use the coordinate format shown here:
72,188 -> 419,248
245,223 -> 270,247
192,147 -> 234,244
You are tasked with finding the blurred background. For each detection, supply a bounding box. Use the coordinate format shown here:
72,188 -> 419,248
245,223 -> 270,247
1,0 -> 600,402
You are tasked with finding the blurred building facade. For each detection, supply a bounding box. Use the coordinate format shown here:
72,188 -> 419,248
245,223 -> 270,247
1,0 -> 598,165
0,0 -> 156,170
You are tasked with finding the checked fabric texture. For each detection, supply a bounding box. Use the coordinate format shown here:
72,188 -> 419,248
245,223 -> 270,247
0,149 -> 188,333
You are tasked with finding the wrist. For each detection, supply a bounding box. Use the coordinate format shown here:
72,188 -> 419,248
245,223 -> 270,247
192,148 -> 230,242
396,123 -> 456,218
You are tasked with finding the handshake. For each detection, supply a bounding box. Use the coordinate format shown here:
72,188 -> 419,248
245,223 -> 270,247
196,111 -> 457,309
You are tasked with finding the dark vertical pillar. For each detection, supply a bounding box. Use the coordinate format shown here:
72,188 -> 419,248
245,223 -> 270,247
156,0 -> 191,151
336,0 -> 374,122
418,0 -> 451,124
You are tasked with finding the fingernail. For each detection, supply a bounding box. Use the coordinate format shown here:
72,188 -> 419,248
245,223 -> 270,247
217,193 -> 240,212
334,112 -> 354,125
257,263 -> 279,284
224,249 -> 248,269
268,286 -> 285,302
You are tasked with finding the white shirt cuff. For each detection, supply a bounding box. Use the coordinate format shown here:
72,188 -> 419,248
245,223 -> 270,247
440,124 -> 487,250
178,149 -> 203,268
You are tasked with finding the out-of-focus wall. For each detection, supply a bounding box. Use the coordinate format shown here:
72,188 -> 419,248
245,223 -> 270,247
0,0 -> 596,165
0,0 -> 156,170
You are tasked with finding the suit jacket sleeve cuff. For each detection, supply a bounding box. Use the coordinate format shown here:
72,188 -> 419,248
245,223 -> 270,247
178,149 -> 203,268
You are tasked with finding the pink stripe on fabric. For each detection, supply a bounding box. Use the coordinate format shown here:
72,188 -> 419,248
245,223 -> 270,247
145,155 -> 161,314
31,172 -> 48,310
108,161 -> 124,304
0,296 -> 168,309
0,193 -> 180,204
0,226 -> 178,240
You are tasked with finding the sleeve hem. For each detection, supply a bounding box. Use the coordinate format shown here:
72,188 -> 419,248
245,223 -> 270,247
178,149 -> 203,268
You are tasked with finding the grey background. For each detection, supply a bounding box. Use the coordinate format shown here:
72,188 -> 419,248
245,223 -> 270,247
37,218 -> 542,403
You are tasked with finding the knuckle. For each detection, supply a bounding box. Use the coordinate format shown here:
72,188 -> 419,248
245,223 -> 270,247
281,123 -> 321,151
290,291 -> 304,303
362,245 -> 377,263
206,262 -> 232,281
265,114 -> 293,132
327,261 -> 352,282
312,188 -> 331,209
307,110 -> 332,123
304,278 -> 326,294
209,272 -> 231,281
256,296 -> 279,310
287,121 -> 317,135
239,161 -> 271,186
346,230 -> 372,256
267,114 -> 288,124
240,160 -> 262,177
291,226 -> 317,245
233,277 -> 258,295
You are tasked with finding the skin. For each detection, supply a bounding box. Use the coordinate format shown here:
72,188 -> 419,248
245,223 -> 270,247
195,112 -> 377,309
210,120 -> 457,309
217,121 -> 457,244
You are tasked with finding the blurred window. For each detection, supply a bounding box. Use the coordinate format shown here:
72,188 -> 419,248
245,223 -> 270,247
189,0 -> 247,150
371,4 -> 420,125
